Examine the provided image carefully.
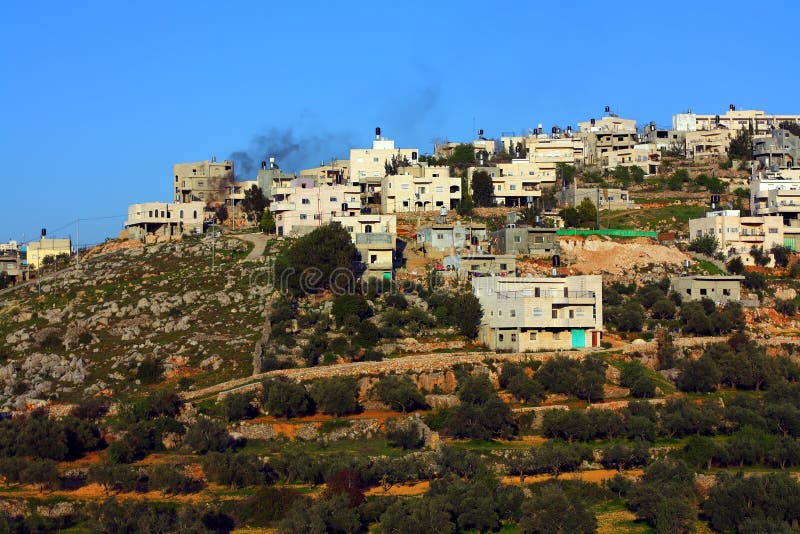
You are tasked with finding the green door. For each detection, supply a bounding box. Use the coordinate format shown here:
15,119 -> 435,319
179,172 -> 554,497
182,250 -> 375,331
571,329 -> 585,348
784,237 -> 796,251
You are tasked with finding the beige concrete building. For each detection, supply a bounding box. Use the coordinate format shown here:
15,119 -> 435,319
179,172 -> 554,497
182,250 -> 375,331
26,238 -> 72,269
689,210 -> 784,265
270,178 -> 361,236
125,201 -> 207,242
670,275 -> 743,305
380,166 -> 460,213
473,275 -> 603,352
332,213 -> 397,280
174,157 -> 234,204
299,159 -> 350,186
565,187 -> 634,211
350,129 -> 418,191
673,106 -> 800,135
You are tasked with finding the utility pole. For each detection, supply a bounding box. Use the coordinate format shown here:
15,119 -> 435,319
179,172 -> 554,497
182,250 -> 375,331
230,186 -> 236,231
76,218 -> 80,268
596,189 -> 601,230
210,224 -> 217,269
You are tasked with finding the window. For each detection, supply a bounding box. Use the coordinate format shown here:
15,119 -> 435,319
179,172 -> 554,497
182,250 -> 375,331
370,255 -> 377,263
500,263 -> 507,270
435,186 -> 443,193
511,333 -> 517,343
193,211 -> 197,219
510,185 -> 517,190
553,331 -> 560,340
302,198 -> 311,205
498,334 -> 504,342
364,225 -> 372,233
300,214 -> 308,220
419,187 -> 427,194
373,157 -> 379,162
723,288 -> 731,296
552,309 -> 558,319
179,210 -> 183,218
401,184 -> 410,190
436,233 -> 444,240
510,309 -> 516,317
700,288 -> 707,295
314,214 -> 321,220
535,287 -> 540,297
514,236 -> 522,243
769,228 -> 778,233
346,226 -> 354,232
148,211 -> 153,217
330,197 -> 337,202
529,332 -> 537,341
471,264 -> 480,270
533,307 -> 543,317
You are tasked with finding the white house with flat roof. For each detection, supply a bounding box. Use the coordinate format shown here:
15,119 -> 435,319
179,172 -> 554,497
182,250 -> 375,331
472,275 -> 603,352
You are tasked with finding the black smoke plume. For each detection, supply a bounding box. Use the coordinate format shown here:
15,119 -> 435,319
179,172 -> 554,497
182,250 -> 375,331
230,128 -> 354,179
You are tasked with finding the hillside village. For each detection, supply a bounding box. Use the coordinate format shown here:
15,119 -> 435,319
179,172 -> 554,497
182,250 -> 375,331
3,105 -> 800,532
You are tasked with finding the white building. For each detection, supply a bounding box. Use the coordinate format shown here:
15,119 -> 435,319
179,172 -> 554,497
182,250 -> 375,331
688,210 -> 785,265
270,178 -> 362,236
472,275 -> 603,352
380,167 -> 460,213
124,201 -> 206,242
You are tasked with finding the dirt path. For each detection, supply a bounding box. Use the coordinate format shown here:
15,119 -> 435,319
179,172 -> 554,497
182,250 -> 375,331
234,233 -> 271,261
365,468 -> 644,498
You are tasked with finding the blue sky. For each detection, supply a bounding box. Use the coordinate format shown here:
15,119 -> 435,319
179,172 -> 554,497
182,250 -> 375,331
1,0 -> 797,244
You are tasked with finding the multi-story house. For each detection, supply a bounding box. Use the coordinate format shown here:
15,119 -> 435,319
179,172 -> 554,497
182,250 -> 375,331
689,210 -> 785,265
125,201 -> 207,243
750,169 -> 800,250
490,226 -> 559,256
270,178 -> 361,236
256,158 -> 297,199
0,243 -> 24,283
174,157 -> 234,204
754,129 -> 800,170
576,114 -> 640,170
332,214 -> 397,280
673,105 -> 800,135
350,128 -> 418,194
380,165 -> 460,213
26,238 -> 72,269
472,275 -> 603,351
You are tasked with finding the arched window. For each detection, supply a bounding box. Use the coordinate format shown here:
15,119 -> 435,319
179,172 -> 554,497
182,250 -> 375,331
364,224 -> 372,233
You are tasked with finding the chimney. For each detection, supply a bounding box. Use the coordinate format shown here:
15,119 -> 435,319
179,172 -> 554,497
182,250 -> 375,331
261,161 -> 267,170
375,127 -> 381,140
